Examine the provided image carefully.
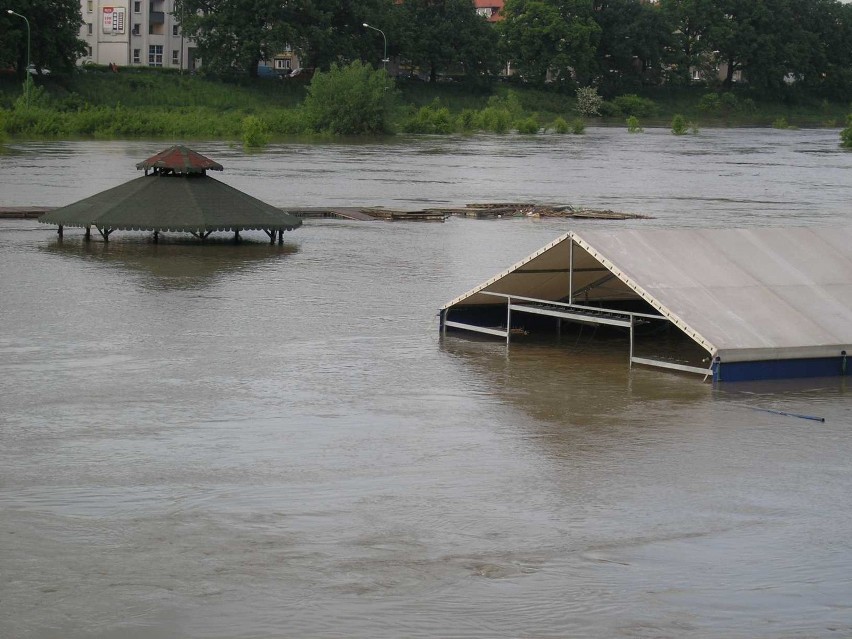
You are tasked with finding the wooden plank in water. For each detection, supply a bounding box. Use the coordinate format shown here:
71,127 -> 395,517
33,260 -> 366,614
0,207 -> 54,219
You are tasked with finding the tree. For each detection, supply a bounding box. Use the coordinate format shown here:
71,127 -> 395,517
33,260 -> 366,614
396,0 -> 499,83
174,0 -> 305,77
297,0 -> 390,70
500,0 -> 601,88
658,0 -> 724,85
705,0 -> 786,90
1,0 -> 86,78
593,0 -> 671,92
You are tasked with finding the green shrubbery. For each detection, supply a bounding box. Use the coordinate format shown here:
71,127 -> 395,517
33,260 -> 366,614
397,99 -> 517,134
1,67 -> 847,141
671,114 -> 688,135
841,114 -> 852,148
302,61 -> 396,135
399,101 -> 455,134
515,115 -> 540,134
552,116 -> 569,133
241,115 -> 269,148
626,115 -> 643,133
611,94 -> 658,117
698,91 -> 756,117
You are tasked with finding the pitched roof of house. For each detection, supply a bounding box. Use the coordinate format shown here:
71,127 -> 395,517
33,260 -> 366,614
474,0 -> 504,21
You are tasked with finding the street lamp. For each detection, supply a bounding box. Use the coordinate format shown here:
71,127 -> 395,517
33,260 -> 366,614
362,23 -> 388,70
7,9 -> 30,108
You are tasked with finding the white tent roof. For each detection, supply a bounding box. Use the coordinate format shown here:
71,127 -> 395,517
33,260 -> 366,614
442,226 -> 852,363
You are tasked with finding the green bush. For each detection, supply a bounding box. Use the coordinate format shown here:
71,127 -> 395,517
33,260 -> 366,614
839,114 -> 852,148
552,116 -> 569,134
626,115 -> 643,133
671,114 -> 688,135
719,92 -> 739,113
241,115 -> 269,148
598,101 -> 622,117
612,94 -> 657,117
399,101 -> 454,134
772,116 -> 790,129
570,118 -> 585,134
477,106 -> 511,133
698,93 -> 721,112
303,60 -> 396,135
515,115 -> 540,134
488,91 -> 524,118
265,109 -> 308,136
456,108 -> 478,131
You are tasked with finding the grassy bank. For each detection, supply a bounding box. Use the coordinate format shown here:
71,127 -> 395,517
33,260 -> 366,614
1,67 -> 850,143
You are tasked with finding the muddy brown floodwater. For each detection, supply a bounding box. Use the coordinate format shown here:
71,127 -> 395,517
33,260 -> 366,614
1,130 -> 851,639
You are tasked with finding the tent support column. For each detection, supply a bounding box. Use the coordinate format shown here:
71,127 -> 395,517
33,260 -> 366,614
506,297 -> 512,346
97,227 -> 113,242
568,239 -> 574,305
629,315 -> 635,368
153,231 -> 159,243
57,225 -> 63,238
84,226 -> 91,241
234,230 -> 241,243
278,230 -> 284,245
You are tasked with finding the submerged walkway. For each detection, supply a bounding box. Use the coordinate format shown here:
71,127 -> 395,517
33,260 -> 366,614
1,203 -> 649,222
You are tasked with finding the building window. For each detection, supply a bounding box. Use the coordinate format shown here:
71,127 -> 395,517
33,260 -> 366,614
274,58 -> 291,70
132,23 -> 140,36
134,1 -> 141,13
87,22 -> 93,35
172,50 -> 179,65
87,46 -> 93,57
148,45 -> 163,67
133,48 -> 141,63
87,0 -> 93,13
172,24 -> 179,36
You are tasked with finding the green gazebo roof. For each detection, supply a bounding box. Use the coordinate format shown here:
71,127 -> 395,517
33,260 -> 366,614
39,146 -> 301,234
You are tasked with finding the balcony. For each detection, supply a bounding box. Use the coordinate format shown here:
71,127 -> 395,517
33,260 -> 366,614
149,10 -> 164,24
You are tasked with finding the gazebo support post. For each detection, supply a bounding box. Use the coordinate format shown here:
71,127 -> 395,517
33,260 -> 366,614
57,225 -> 63,238
84,226 -> 91,241
234,230 -> 241,243
153,231 -> 159,243
97,227 -> 113,242
278,230 -> 284,245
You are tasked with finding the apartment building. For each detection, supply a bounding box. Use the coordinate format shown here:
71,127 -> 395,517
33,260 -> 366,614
78,0 -> 197,70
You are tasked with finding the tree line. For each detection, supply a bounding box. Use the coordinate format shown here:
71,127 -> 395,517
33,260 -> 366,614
170,0 -> 852,99
3,0 -> 852,100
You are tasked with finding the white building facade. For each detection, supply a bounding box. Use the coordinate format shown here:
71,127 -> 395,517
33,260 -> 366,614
78,0 -> 198,70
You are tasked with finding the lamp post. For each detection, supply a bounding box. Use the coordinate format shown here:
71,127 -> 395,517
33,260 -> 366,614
362,22 -> 388,71
7,10 -> 30,108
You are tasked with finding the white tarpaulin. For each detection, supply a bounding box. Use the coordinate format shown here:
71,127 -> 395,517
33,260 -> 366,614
442,226 -> 852,363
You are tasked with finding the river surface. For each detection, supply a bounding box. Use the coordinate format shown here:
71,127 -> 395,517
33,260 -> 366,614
1,130 -> 851,639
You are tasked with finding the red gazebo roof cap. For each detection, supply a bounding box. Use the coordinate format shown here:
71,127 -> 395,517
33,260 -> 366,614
136,145 -> 224,174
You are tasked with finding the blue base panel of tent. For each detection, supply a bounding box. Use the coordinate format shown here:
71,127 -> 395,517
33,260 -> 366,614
713,355 -> 849,382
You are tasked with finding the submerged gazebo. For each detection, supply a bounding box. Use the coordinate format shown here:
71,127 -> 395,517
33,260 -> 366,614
39,145 -> 301,243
